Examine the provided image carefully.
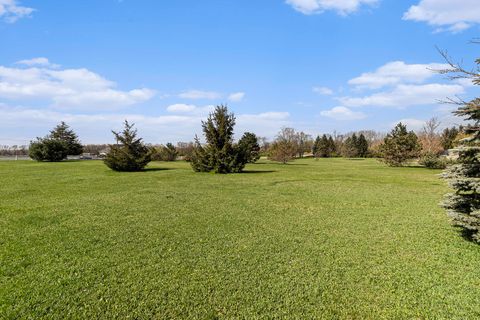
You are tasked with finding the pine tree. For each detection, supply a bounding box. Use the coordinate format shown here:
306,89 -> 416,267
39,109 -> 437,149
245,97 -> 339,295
357,133 -> 369,157
238,132 -> 261,163
328,136 -> 336,156
442,99 -> 480,241
312,136 -> 321,158
439,50 -> 480,242
29,138 -> 69,162
49,122 -> 83,155
318,134 -> 330,157
343,134 -> 359,158
28,121 -> 82,162
190,105 -> 247,173
104,120 -> 152,172
380,123 -> 421,166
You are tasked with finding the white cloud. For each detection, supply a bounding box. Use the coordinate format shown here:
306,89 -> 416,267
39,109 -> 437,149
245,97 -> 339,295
348,61 -> 449,89
320,106 -> 366,120
403,0 -> 480,33
286,0 -> 378,15
339,83 -> 465,108
16,57 -> 59,68
0,0 -> 34,23
0,104 -> 290,144
392,118 -> 426,131
313,86 -> 333,95
0,63 -> 156,110
178,90 -> 221,100
166,103 -> 197,113
228,92 -> 245,102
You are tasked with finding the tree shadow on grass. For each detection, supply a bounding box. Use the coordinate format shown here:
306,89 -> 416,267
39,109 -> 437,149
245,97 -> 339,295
143,167 -> 174,172
242,170 -> 277,174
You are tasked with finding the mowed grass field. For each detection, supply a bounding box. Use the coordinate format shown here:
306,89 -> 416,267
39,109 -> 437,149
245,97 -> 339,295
1,159 -> 480,319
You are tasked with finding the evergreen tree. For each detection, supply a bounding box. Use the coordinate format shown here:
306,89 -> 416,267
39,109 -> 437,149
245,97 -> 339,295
317,134 -> 330,157
439,49 -> 480,242
380,123 -> 421,166
28,121 -> 82,162
441,126 -> 460,150
104,120 -> 152,172
29,138 -> 68,162
312,136 -> 321,158
49,122 -> 83,155
442,99 -> 480,241
328,136 -> 336,156
190,105 -> 247,173
238,132 -> 261,163
357,133 -> 369,157
343,134 -> 359,158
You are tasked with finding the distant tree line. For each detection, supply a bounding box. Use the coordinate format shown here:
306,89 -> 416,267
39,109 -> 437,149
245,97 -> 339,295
24,106 -> 462,171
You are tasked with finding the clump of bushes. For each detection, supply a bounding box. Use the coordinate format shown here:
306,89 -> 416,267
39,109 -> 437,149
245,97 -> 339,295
419,152 -> 451,169
104,120 -> 152,172
152,143 -> 178,161
29,122 -> 83,162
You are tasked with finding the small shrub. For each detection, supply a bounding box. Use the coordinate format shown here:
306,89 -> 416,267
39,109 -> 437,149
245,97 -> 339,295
419,152 -> 450,169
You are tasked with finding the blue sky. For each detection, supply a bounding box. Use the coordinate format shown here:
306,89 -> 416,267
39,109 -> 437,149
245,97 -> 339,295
0,0 -> 479,145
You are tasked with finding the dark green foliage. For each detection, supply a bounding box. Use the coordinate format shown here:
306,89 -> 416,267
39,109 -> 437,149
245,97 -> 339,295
441,126 -> 460,150
419,152 -> 450,169
343,134 -> 359,157
312,136 -> 321,157
380,123 -> 421,166
152,143 -> 178,161
29,138 -> 69,162
28,122 -> 82,162
313,134 -> 335,158
442,98 -> 480,242
357,134 -> 369,157
238,132 -> 261,163
104,120 -> 152,172
49,121 -> 83,155
190,105 -> 247,173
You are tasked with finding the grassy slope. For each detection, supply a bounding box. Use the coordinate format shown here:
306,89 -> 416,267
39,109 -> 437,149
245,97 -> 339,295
0,159 -> 479,319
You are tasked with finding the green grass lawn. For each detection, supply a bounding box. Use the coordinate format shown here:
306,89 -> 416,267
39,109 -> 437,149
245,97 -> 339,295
1,158 -> 479,319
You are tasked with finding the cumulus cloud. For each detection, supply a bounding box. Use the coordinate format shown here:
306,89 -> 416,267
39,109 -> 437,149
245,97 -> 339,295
0,104 -> 291,144
16,57 -> 59,68
228,92 -> 245,102
313,86 -> 333,95
0,0 -> 34,23
403,0 -> 480,33
286,0 -> 378,15
340,83 -> 465,108
166,103 -> 197,113
178,90 -> 221,100
320,106 -> 366,120
348,61 -> 449,89
392,118 -> 426,131
0,62 -> 156,110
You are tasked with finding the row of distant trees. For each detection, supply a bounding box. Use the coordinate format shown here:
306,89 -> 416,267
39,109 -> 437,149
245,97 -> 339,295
25,108 -> 462,170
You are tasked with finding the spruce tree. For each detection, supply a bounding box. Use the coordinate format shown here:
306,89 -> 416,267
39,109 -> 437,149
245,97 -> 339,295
442,99 -> 480,241
190,105 -> 247,173
49,122 -> 83,155
312,136 -> 321,158
238,132 -> 261,163
328,136 -> 336,156
380,123 -> 421,166
318,134 -> 330,157
104,120 -> 152,172
357,133 -> 369,157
